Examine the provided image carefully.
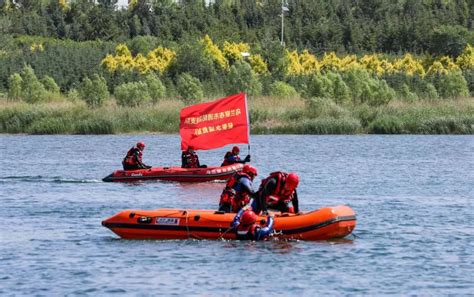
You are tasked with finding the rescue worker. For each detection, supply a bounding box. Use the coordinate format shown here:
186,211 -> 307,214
122,141 -> 152,170
181,146 -> 207,168
255,172 -> 300,214
221,146 -> 251,166
219,165 -> 258,213
231,209 -> 274,241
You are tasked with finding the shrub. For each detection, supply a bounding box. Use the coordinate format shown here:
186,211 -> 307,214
369,116 -> 405,134
397,83 -> 418,102
268,81 -> 298,99
462,69 -> 474,95
306,73 -> 333,99
430,71 -> 469,99
78,74 -> 109,108
7,73 -> 22,101
176,73 -> 204,104
343,69 -> 370,103
41,76 -> 60,94
144,74 -> 166,103
225,61 -> 262,96
67,88 -> 80,101
114,81 -> 151,107
360,78 -> 396,106
20,65 -> 47,103
327,72 -> 351,104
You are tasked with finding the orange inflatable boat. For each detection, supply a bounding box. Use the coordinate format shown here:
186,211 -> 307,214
102,163 -> 244,182
101,205 -> 356,241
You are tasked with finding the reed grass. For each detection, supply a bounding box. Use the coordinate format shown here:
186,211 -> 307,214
0,96 -> 472,134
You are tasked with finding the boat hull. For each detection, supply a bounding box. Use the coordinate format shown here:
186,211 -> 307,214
102,163 -> 244,182
102,205 -> 356,241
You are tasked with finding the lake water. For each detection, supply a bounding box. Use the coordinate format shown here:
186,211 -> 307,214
0,135 -> 473,295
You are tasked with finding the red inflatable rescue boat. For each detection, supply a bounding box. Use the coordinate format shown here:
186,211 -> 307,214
102,163 -> 244,182
102,205 -> 356,241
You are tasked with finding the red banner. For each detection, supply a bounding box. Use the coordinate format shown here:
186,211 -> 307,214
180,93 -> 249,150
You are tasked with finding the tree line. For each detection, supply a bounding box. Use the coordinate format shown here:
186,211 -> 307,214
1,0 -> 473,55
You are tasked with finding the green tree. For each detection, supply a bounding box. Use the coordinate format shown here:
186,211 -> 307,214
114,81 -> 151,107
176,73 -> 203,104
225,61 -> 262,96
7,72 -> 22,101
79,74 -> 109,108
20,65 -> 47,103
144,74 -> 166,103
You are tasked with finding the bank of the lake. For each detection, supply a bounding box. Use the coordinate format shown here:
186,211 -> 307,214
1,96 -> 473,134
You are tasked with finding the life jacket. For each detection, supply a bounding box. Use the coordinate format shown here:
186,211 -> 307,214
259,171 -> 294,205
235,224 -> 258,240
182,151 -> 199,168
220,172 -> 252,212
122,147 -> 142,166
221,151 -> 241,166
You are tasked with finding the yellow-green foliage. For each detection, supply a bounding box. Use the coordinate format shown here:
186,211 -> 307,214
58,0 -> 68,11
456,44 -> 474,69
129,0 -> 138,10
201,35 -> 228,70
427,61 -> 449,75
30,43 -> 44,53
286,50 -> 303,75
359,55 -> 386,76
248,54 -> 269,75
101,44 -> 176,74
223,41 -> 250,63
392,53 -> 426,77
320,52 -> 343,72
147,46 -> 177,74
300,50 -> 320,75
285,50 -> 320,75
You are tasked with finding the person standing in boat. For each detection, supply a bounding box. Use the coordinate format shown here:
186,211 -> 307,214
221,146 -> 251,166
253,172 -> 300,214
181,145 -> 207,168
219,165 -> 258,213
122,141 -> 152,170
231,209 -> 274,241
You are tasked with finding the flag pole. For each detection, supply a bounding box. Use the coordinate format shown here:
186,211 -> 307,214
245,93 -> 251,156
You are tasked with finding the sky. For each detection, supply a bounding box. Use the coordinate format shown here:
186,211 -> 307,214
117,0 -> 128,8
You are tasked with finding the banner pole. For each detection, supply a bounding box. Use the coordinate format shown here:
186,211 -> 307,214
245,93 -> 251,157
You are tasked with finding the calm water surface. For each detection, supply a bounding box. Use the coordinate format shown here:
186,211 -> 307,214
0,135 -> 473,295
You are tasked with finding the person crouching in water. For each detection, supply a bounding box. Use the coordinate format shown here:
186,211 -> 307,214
122,141 -> 152,170
181,145 -> 207,168
221,146 -> 251,166
254,172 -> 300,214
231,209 -> 274,241
219,165 -> 258,213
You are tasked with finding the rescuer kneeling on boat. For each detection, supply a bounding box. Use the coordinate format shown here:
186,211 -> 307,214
231,209 -> 274,241
221,146 -> 251,166
181,145 -> 207,168
219,165 -> 258,213
122,141 -> 152,170
256,172 -> 300,214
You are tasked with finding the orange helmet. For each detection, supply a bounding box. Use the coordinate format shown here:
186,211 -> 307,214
136,141 -> 146,150
285,173 -> 299,192
243,165 -> 257,179
232,146 -> 240,154
240,210 -> 258,225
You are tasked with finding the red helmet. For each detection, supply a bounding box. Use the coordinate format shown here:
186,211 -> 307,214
232,146 -> 240,154
285,173 -> 299,191
136,141 -> 145,150
243,165 -> 257,178
240,210 -> 258,225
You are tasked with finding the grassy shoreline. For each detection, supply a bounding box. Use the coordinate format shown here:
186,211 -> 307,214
1,96 -> 473,135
